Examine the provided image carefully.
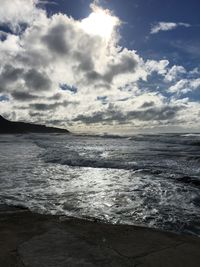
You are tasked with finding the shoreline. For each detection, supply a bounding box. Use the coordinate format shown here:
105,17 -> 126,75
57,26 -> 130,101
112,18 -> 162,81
0,205 -> 200,266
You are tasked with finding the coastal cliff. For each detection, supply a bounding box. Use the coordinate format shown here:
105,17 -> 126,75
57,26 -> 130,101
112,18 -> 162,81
0,115 -> 69,134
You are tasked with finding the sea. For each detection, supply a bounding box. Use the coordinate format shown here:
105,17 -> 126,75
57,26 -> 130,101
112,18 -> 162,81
0,133 -> 200,236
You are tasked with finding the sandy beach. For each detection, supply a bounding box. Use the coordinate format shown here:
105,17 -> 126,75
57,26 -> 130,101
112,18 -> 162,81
0,204 -> 200,267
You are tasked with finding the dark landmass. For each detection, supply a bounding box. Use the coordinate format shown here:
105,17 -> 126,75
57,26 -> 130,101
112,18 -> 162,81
0,115 -> 69,134
0,205 -> 200,267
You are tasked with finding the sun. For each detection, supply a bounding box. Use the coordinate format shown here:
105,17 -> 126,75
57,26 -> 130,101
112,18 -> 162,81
80,4 -> 120,41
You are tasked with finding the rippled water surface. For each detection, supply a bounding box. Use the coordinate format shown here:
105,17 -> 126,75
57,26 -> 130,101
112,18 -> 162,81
0,133 -> 200,235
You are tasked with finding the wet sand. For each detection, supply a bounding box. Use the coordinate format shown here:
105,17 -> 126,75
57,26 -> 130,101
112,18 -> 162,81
0,205 -> 200,267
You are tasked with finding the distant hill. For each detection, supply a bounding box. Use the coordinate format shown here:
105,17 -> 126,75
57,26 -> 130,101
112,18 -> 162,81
0,115 -> 69,134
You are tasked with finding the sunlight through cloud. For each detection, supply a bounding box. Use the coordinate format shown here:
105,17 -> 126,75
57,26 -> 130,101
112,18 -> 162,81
80,3 -> 120,41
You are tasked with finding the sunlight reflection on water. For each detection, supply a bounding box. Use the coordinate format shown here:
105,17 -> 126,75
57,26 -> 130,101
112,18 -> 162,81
0,133 -> 200,235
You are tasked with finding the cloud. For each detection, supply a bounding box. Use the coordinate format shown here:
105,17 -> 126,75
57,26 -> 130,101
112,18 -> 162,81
170,40 -> 200,58
0,65 -> 24,92
164,65 -> 186,82
0,1 -> 199,133
151,22 -> 190,34
24,69 -> 52,91
0,0 -> 45,33
37,1 -> 57,5
140,101 -> 155,108
145,59 -> 169,75
168,78 -> 200,95
11,91 -> 38,101
0,65 -> 52,93
42,23 -> 72,55
85,48 -> 142,86
0,5 -> 146,96
72,101 -> 182,125
30,102 -> 62,111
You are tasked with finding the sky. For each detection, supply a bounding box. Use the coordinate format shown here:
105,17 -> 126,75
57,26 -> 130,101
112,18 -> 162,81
0,0 -> 200,134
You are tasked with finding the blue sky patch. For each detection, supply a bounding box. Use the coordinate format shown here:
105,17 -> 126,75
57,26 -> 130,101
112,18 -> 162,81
59,84 -> 78,94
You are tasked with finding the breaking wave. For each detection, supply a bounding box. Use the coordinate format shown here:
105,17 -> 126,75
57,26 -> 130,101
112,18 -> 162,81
0,133 -> 200,236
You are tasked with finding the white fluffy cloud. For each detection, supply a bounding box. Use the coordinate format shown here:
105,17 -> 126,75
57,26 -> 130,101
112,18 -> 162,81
151,22 -> 190,34
145,59 -> 169,76
169,78 -> 200,95
164,65 -> 186,82
0,0 -> 45,32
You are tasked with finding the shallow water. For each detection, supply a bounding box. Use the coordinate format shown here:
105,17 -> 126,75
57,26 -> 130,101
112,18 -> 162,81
0,133 -> 200,235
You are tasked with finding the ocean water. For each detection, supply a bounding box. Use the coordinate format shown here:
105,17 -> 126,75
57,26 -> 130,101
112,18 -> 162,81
0,133 -> 200,235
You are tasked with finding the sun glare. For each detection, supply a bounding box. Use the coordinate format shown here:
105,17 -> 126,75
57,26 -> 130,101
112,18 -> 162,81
81,4 -> 120,41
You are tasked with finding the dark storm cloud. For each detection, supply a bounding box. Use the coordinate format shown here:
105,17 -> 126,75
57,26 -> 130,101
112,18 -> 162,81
30,100 -> 79,111
74,51 -> 94,72
72,105 -> 182,125
30,102 -> 61,111
117,97 -> 129,102
73,108 -> 134,125
86,70 -> 102,82
72,106 -> 125,125
0,65 -> 51,93
126,106 -> 181,121
0,65 -> 23,82
86,52 -> 138,84
11,91 -> 38,101
140,101 -> 155,108
29,111 -> 45,117
42,23 -> 71,55
72,111 -> 110,124
48,93 -> 62,100
0,65 -> 24,91
15,50 -> 51,68
24,69 -> 52,91
104,53 -> 137,83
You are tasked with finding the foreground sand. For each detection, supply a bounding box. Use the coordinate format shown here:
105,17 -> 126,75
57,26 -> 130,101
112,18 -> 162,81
0,205 -> 200,267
